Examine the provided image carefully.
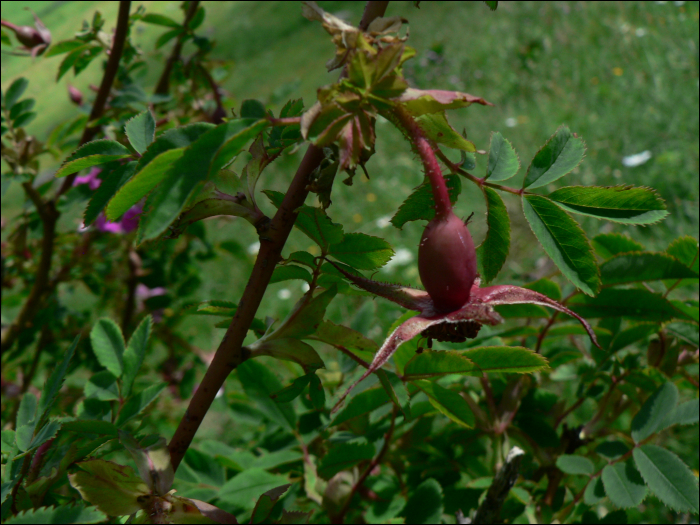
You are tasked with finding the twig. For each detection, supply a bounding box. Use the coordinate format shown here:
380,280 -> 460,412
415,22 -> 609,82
470,446 -> 525,524
166,0 -> 391,472
1,1 -> 132,352
154,1 -> 200,96
57,1 -> 132,196
335,406 -> 397,523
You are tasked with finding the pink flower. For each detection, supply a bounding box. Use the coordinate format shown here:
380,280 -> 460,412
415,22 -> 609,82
93,204 -> 142,234
327,259 -> 599,412
73,167 -> 102,190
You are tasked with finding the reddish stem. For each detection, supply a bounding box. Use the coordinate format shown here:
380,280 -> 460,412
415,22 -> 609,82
392,105 -> 452,219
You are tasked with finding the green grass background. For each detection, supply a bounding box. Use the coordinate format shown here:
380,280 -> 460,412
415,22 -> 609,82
2,1 -> 698,375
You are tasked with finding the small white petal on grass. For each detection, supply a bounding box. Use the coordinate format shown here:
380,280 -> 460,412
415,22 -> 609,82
505,117 -> 517,128
278,289 -> 292,300
635,27 -> 647,37
622,150 -> 652,167
376,215 -> 391,229
248,241 -> 260,255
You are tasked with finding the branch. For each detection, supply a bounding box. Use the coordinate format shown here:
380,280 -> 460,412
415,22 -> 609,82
58,1 -> 132,196
335,406 -> 397,523
2,2 -> 132,353
154,1 -> 200,96
470,446 -> 525,524
167,0 -> 391,472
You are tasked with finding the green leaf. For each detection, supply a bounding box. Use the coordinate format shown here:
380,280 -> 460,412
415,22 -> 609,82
270,374 -> 313,403
484,1 -> 498,11
330,387 -> 390,427
38,335 -> 79,422
376,370 -> 411,420
68,459 -> 148,516
90,318 -> 125,377
3,504 -> 106,524
486,132 -> 519,181
328,233 -> 394,270
556,455 -> 595,475
84,371 -> 119,401
106,123 -> 214,221
412,380 -> 474,428
460,346 -> 549,374
4,78 -> 28,109
317,442 -> 375,480
610,323 -> 658,353
238,360 -> 297,430
568,289 -> 689,321
15,393 -> 38,451
44,39 -> 85,57
265,190 -> 344,249
241,99 -> 267,119
124,110 -> 156,155
523,125 -> 585,189
596,441 -> 630,461
61,420 -> 119,437
189,6 -> 206,30
390,174 -> 461,229
633,445 -> 699,513
600,252 -> 697,285
602,461 -> 647,509
55,140 -> 132,178
122,315 -> 151,399
666,235 -> 699,273
270,265 -> 313,284
28,420 -> 61,450
270,286 -> 338,341
218,468 -> 289,511
83,162 -> 137,226
140,13 -> 181,27
584,477 -> 606,506
416,112 -> 476,152
631,382 -> 679,443
250,484 -> 291,524
9,99 -> 35,120
16,392 -> 37,429
140,119 -> 267,242
403,350 -> 479,380
12,112 -> 36,128
522,194 -> 600,295
56,44 -> 92,81
400,478 -> 443,524
548,186 -> 668,225
287,251 -> 317,268
155,28 -> 183,50
660,399 -> 699,430
312,321 -> 378,353
116,382 -> 167,426
477,186 -> 510,283
308,373 -> 326,410
398,88 -> 491,117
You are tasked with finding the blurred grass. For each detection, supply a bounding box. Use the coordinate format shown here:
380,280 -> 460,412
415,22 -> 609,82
2,1 -> 698,347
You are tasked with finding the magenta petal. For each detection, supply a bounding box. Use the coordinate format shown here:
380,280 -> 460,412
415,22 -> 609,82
473,285 -> 600,348
332,314 -> 441,413
324,258 -> 433,312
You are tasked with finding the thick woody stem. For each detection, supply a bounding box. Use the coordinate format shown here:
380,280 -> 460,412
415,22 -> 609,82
392,104 -> 452,219
167,1 -> 391,471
